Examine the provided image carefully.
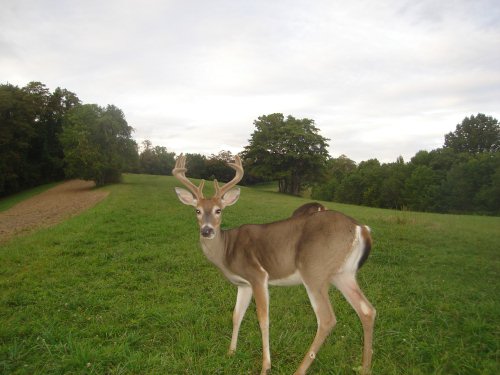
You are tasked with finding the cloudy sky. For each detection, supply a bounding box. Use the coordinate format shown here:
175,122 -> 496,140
2,0 -> 499,162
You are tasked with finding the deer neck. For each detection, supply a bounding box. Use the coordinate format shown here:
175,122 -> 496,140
199,227 -> 227,267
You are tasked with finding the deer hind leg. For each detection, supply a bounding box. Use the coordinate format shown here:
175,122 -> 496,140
332,273 -> 376,374
294,281 -> 336,375
228,285 -> 253,355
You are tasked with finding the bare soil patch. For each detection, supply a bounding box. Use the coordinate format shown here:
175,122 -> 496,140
0,180 -> 109,243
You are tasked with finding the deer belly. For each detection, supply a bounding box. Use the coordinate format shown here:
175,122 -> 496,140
269,270 -> 303,286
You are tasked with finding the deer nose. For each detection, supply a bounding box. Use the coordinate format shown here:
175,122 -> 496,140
201,226 -> 215,238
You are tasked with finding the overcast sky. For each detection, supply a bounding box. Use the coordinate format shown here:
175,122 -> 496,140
2,0 -> 499,162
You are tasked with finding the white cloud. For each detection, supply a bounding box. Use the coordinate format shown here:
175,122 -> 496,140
1,0 -> 499,163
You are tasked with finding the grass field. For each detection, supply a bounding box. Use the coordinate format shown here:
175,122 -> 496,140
1,174 -> 499,374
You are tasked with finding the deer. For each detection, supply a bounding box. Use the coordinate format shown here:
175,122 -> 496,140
172,154 -> 376,375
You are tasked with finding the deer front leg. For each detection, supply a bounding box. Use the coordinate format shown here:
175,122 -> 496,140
228,285 -> 252,355
251,276 -> 271,374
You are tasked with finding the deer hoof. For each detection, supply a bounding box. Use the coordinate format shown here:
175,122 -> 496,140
353,366 -> 371,374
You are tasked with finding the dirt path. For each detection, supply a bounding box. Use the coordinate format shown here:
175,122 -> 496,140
0,180 -> 109,243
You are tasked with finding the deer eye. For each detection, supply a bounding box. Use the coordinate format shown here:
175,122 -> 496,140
215,208 -> 222,215
196,209 -> 201,215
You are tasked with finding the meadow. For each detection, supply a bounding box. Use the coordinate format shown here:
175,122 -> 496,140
0,174 -> 499,374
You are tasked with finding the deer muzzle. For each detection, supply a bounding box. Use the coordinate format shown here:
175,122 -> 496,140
201,225 -> 215,239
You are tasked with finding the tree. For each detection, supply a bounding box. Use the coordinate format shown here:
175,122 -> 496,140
329,155 -> 357,180
60,104 -> 136,186
474,156 -> 500,214
139,140 -> 175,175
311,155 -> 356,201
0,82 -> 80,196
373,157 -> 407,209
335,173 -> 365,205
184,153 -> 207,179
442,153 -> 500,213
42,87 -> 81,179
24,83 -> 81,183
242,113 -> 330,195
139,140 -> 155,173
444,114 -> 499,154
331,159 -> 385,207
404,166 -> 440,212
151,146 -> 175,175
206,151 -> 237,182
0,84 -> 35,195
357,159 -> 383,207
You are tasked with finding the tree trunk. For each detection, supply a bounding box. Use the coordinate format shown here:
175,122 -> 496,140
290,173 -> 301,196
278,178 -> 286,193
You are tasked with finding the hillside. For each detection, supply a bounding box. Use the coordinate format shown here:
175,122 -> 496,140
1,174 -> 499,374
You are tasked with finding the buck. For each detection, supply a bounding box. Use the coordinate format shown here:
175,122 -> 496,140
173,154 -> 376,375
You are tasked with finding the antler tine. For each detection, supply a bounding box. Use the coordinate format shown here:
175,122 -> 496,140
215,155 -> 244,198
214,179 -> 221,196
172,154 -> 205,199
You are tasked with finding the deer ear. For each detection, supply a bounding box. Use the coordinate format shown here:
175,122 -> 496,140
221,188 -> 240,208
175,187 -> 198,207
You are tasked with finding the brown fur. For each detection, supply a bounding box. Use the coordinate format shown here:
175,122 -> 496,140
173,156 -> 376,375
291,202 -> 327,217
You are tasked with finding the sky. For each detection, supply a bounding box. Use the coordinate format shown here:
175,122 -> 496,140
1,0 -> 499,163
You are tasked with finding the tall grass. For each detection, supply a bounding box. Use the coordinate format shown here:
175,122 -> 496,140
1,174 -> 498,374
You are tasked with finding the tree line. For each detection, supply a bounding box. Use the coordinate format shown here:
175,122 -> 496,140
1,81 -> 498,215
311,114 -> 499,215
241,113 -> 499,215
135,112 -> 499,215
134,142 -> 244,184
134,113 -> 330,192
0,82 -> 136,196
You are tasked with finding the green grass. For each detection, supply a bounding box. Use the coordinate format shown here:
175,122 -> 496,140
251,181 -> 278,192
1,174 -> 499,374
0,182 -> 60,212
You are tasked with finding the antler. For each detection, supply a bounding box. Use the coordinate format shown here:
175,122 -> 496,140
172,154 -> 205,199
214,155 -> 244,198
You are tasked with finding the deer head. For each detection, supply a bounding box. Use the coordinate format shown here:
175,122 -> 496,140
173,154 -> 244,239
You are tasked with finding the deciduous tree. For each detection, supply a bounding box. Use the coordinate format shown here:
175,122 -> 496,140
243,113 -> 329,195
60,104 -> 136,186
444,113 -> 499,154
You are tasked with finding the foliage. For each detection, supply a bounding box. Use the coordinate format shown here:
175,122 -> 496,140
444,113 -> 499,154
60,104 -> 137,186
441,152 -> 500,213
0,82 -> 80,196
2,80 -> 498,216
313,114 -> 500,215
138,140 -> 175,176
136,146 -> 241,185
183,153 -> 207,179
136,146 -> 254,185
1,174 -> 499,374
311,155 -> 356,201
404,166 -> 440,212
242,113 -> 330,195
205,151 -> 238,182
0,81 -> 139,194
